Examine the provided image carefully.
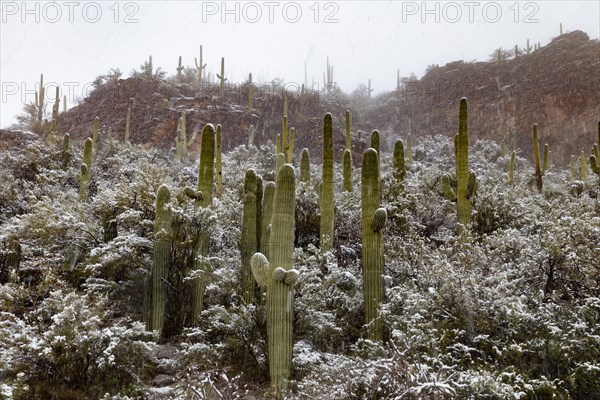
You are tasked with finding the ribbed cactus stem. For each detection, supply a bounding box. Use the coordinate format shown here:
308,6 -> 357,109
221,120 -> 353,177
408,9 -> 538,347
91,116 -> 100,162
320,113 -> 334,252
217,57 -> 227,99
287,127 -> 294,163
361,148 -> 385,341
370,130 -> 380,155
61,133 -> 71,170
216,124 -> 223,198
250,164 -> 298,394
343,149 -> 353,192
580,151 -> 588,183
256,175 -> 263,251
345,110 -> 351,150
37,74 -> 44,123
406,134 -> 413,165
300,148 -> 311,182
195,45 -> 207,88
192,124 -> 215,323
282,115 -> 288,159
456,98 -> 471,227
542,143 -> 549,173
149,184 -> 172,335
79,138 -> 93,201
393,139 -> 406,181
176,56 -> 184,79
570,155 -> 578,180
241,169 -> 258,305
508,150 -> 516,185
276,153 -> 285,172
532,124 -> 543,192
260,182 -> 275,258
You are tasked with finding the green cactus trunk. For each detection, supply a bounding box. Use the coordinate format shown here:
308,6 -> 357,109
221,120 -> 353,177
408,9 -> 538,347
361,148 -> 386,341
61,133 -> 71,170
456,98 -> 471,227
148,184 -> 172,335
370,130 -> 380,155
276,153 -> 285,173
241,169 -> 259,305
91,117 -> 100,162
218,57 -> 227,99
260,181 -> 276,259
345,110 -> 351,150
216,124 -> 223,198
343,149 -> 353,192
570,155 -> 578,180
287,128 -> 294,163
580,151 -> 589,183
393,139 -> 406,181
192,124 -> 216,323
320,113 -> 334,252
282,115 -> 288,160
248,73 -> 253,112
300,148 -> 311,183
250,164 -> 299,395
532,124 -> 543,192
79,138 -> 93,202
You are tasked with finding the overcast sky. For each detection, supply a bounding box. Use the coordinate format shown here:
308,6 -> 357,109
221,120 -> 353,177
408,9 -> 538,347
1,1 -> 599,128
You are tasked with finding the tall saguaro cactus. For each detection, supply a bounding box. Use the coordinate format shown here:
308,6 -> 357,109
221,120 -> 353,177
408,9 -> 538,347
79,138 -> 93,202
61,133 -> 71,170
532,124 -> 548,192
37,73 -> 45,123
241,169 -> 259,305
260,181 -> 275,258
148,184 -> 172,335
216,124 -> 223,198
393,139 -> 406,181
320,113 -> 334,252
343,111 -> 353,192
590,121 -> 600,183
250,164 -> 299,394
195,45 -> 207,88
361,148 -> 386,341
189,124 -> 216,322
300,148 -> 311,183
91,117 -> 100,162
124,108 -> 131,145
217,57 -> 227,99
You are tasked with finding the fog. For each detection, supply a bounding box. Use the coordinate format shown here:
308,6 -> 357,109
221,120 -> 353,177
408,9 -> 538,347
1,0 -> 599,128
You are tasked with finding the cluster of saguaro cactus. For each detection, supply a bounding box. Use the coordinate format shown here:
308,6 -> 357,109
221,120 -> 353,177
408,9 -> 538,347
442,98 -> 477,229
361,148 -> 387,341
531,124 -> 549,192
241,169 -> 260,305
300,148 -> 311,183
393,139 -> 406,181
175,112 -> 187,163
343,110 -> 353,192
320,113 -> 334,252
79,138 -> 93,201
147,184 -> 172,335
217,57 -> 227,99
250,164 -> 299,394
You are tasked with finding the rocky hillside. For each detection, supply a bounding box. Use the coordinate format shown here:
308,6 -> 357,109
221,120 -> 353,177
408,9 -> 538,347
50,30 -> 599,166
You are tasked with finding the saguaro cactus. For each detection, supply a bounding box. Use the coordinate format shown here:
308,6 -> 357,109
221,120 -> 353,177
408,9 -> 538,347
345,110 -> 351,150
300,148 -> 311,183
370,130 -> 380,155
37,73 -> 45,123
590,121 -> 600,183
217,57 -> 227,99
343,149 -> 353,192
579,150 -> 589,183
79,138 -> 93,201
260,181 -> 275,258
320,113 -> 334,252
361,148 -> 386,341
188,124 -> 216,322
393,139 -> 406,181
61,133 -> 71,170
91,117 -> 100,162
176,56 -> 184,80
216,124 -> 223,198
241,169 -> 259,305
195,45 -> 207,88
247,73 -> 254,112
250,164 -> 299,394
148,184 -> 172,335
532,124 -> 548,192
287,128 -> 295,163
